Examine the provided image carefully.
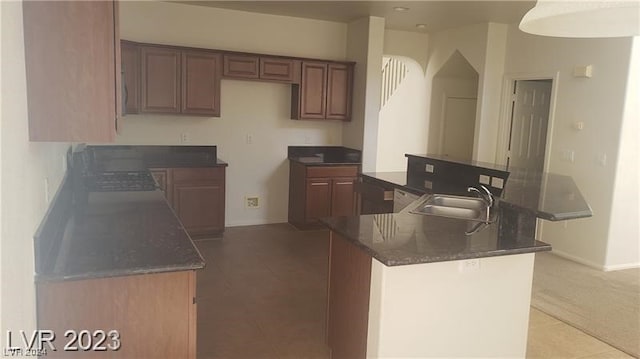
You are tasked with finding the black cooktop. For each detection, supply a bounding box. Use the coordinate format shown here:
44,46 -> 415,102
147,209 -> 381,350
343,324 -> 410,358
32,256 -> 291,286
86,171 -> 156,192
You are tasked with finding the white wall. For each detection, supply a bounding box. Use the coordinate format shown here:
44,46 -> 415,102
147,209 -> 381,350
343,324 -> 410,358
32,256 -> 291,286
504,25 -> 636,269
117,1 -> 348,226
367,254 -> 535,358
343,16 -> 385,172
376,30 -> 430,172
424,22 -> 506,163
1,0 -> 70,349
605,36 -> 640,270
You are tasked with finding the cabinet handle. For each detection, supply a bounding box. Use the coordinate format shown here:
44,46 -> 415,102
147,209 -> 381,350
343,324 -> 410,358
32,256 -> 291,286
311,182 -> 329,186
335,182 -> 352,185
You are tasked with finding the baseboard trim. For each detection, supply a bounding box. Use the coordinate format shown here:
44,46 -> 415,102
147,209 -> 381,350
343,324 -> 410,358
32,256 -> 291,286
548,249 -> 606,271
603,262 -> 640,271
225,219 -> 285,227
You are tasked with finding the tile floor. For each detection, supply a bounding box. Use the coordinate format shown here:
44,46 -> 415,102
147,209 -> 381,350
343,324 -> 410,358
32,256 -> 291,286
194,224 -> 635,359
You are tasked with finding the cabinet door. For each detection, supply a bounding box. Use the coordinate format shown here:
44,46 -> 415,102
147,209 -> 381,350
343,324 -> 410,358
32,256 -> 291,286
223,54 -> 259,79
173,182 -> 225,236
326,63 -> 353,121
141,46 -> 181,113
331,177 -> 357,217
182,51 -> 221,116
23,0 -> 118,142
259,57 -> 296,82
299,61 -> 328,119
121,41 -> 140,114
305,179 -> 331,223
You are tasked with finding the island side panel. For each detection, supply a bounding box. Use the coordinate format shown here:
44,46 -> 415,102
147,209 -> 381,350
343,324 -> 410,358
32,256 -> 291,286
366,254 -> 535,359
326,231 -> 372,359
36,270 -> 197,358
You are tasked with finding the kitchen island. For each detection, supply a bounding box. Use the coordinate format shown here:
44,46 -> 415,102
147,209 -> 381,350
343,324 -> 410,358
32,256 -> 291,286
33,145 -> 226,358
322,154 -> 592,359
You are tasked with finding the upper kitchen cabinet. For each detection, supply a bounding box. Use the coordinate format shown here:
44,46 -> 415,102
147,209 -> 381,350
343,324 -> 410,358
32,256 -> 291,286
182,51 -> 221,116
223,54 -> 299,83
23,0 -> 120,142
137,44 -> 222,117
326,63 -> 353,120
121,41 -> 140,114
140,46 -> 181,114
291,61 -> 353,121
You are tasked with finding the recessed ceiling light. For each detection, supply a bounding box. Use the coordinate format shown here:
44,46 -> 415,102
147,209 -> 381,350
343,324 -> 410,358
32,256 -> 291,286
416,24 -> 427,29
393,6 -> 409,12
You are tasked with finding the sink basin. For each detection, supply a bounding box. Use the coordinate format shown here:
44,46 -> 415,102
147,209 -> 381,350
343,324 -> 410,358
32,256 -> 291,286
427,195 -> 487,210
408,194 -> 492,222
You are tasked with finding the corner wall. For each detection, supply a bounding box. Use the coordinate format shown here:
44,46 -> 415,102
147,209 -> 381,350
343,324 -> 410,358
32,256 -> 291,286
504,25 -> 636,269
117,2 -> 348,226
343,16 -> 385,172
376,30 -> 429,172
1,0 -> 70,347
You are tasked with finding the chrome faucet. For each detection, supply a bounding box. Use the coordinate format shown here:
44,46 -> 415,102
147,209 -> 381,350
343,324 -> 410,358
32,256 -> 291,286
467,184 -> 494,223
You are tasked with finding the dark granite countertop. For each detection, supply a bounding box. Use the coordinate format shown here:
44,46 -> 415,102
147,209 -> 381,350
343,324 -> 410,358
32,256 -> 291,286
33,145 -> 217,282
363,167 -> 591,221
37,190 -> 205,281
287,146 -> 361,166
321,212 -> 551,266
88,145 -> 228,169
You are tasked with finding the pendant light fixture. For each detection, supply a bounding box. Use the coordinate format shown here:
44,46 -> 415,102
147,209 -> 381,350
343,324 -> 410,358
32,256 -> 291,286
519,0 -> 640,38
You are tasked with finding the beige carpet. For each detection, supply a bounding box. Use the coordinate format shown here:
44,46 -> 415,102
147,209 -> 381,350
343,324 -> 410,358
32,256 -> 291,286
531,252 -> 640,358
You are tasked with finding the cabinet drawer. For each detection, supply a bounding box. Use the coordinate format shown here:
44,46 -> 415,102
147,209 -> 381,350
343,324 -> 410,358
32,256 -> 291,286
223,54 -> 259,79
306,165 -> 358,178
172,167 -> 224,183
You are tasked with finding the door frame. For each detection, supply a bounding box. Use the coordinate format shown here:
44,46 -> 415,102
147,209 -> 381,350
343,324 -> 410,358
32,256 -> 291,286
495,71 -> 560,173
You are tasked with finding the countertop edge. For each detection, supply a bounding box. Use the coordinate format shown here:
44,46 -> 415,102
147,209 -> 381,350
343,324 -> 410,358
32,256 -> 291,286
35,262 -> 206,282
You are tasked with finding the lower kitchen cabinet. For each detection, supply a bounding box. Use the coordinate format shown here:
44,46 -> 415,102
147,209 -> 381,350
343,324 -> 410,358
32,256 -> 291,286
289,162 -> 358,228
37,270 -> 197,358
150,167 -> 226,238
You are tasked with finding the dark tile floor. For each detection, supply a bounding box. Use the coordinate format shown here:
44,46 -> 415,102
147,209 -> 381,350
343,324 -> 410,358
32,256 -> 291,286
194,224 -> 330,359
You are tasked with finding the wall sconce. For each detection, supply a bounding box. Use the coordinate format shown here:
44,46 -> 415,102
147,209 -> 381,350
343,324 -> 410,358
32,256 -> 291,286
519,0 -> 640,38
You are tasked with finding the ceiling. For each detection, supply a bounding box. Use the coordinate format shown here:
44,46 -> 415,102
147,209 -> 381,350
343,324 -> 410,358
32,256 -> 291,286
176,1 -> 536,33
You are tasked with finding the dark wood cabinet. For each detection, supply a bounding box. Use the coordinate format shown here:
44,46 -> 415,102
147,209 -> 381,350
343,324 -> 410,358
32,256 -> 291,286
331,178 -> 357,216
297,61 -> 328,119
260,57 -> 298,83
141,46 -> 181,114
23,0 -> 119,142
121,40 -> 140,114
292,61 -> 353,121
326,64 -> 353,120
327,232 -> 371,359
153,167 -> 225,238
289,162 -> 358,228
37,270 -> 197,358
305,179 -> 332,221
182,52 -> 222,116
223,54 -> 259,79
224,54 -> 299,83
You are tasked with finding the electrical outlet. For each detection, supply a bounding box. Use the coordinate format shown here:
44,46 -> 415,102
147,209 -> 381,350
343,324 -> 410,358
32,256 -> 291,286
561,149 -> 575,163
245,196 -> 260,209
479,174 -> 491,185
180,132 -> 190,144
425,164 -> 434,173
459,259 -> 480,273
491,177 -> 504,189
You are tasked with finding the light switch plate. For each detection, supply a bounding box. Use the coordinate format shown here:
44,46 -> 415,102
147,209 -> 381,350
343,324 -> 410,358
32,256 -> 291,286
479,175 -> 491,185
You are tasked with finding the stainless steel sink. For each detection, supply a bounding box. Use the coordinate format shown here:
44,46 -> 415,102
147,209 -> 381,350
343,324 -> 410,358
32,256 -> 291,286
408,194 -> 493,223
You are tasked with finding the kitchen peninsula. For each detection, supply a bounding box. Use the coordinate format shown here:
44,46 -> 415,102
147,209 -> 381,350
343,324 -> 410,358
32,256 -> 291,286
323,154 -> 592,359
33,145 -> 226,358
